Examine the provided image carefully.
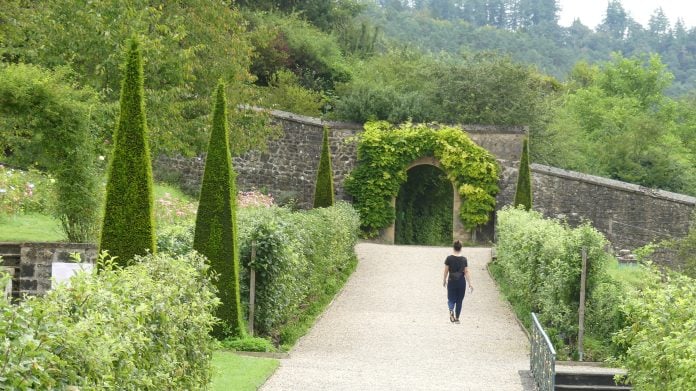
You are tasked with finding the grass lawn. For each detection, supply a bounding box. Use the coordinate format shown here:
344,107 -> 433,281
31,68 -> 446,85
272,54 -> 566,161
0,183 -> 194,243
0,213 -> 64,242
211,351 -> 279,391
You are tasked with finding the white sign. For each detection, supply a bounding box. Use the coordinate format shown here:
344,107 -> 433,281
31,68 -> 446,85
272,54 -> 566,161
51,262 -> 94,288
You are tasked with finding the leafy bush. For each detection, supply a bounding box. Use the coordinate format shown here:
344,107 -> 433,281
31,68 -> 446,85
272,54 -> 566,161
158,202 -> 360,347
612,273 -> 696,389
100,39 -> 156,263
494,207 -> 615,358
221,336 -> 277,353
0,165 -> 55,217
237,202 -> 359,344
0,252 -> 219,390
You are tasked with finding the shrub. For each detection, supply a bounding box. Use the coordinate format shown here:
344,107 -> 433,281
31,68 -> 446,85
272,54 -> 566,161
194,81 -> 244,338
158,202 -> 360,347
494,207 -> 614,358
513,137 -> 532,210
0,252 -> 219,390
237,203 -> 359,343
221,336 -> 277,353
313,127 -> 335,208
100,38 -> 156,263
612,272 -> 696,389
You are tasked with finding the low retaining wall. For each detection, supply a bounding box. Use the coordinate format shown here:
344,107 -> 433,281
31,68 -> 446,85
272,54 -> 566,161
0,242 -> 97,300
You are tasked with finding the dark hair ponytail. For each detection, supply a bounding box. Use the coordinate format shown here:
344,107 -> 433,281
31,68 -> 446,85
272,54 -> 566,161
453,240 -> 462,251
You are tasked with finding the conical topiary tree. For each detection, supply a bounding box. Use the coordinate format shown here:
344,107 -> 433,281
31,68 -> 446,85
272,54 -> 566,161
193,81 -> 243,338
100,38 -> 156,265
514,137 -> 532,210
313,126 -> 335,208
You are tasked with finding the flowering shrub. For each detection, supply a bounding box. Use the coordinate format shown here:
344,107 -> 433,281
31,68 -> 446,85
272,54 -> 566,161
155,192 -> 198,226
0,251 -> 219,390
237,190 -> 275,208
0,165 -> 55,217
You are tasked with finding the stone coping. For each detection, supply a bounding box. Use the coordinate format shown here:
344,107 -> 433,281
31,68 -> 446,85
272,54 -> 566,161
531,163 -> 696,206
242,105 -> 529,134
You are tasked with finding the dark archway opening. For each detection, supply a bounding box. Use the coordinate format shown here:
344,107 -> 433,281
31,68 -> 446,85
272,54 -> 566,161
395,165 -> 453,246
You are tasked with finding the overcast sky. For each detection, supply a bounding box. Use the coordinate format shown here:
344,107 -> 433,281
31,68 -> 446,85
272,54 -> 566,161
558,0 -> 696,30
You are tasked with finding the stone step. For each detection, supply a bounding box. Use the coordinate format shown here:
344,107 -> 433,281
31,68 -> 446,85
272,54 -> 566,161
556,370 -> 631,391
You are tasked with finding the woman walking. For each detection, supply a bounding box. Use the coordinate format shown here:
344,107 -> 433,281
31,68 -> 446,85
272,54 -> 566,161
442,240 -> 474,323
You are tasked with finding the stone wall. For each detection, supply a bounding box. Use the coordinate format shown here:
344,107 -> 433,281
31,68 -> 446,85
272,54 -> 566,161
0,242 -> 97,299
494,163 -> 696,251
154,108 -> 527,208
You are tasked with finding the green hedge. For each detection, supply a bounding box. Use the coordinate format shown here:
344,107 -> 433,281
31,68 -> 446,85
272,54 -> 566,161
158,202 -> 360,347
493,207 -> 616,359
611,272 -> 696,389
0,252 -> 218,390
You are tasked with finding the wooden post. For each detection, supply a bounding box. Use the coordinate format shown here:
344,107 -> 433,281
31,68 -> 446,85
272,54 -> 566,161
248,241 -> 256,336
578,247 -> 587,361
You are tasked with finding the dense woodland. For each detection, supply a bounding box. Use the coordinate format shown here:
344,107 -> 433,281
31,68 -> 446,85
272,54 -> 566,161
1,0 -> 696,195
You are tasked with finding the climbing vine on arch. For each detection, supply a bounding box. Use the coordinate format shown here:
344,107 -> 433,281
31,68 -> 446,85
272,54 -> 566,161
345,121 -> 500,237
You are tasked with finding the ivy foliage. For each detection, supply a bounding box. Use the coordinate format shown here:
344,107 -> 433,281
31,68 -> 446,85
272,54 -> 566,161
514,137 -> 532,210
344,121 -> 499,236
100,39 -> 156,263
395,165 -> 452,245
313,127 -> 335,208
193,81 -> 243,339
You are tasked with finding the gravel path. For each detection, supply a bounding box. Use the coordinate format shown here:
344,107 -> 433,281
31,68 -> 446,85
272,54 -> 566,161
261,242 -> 530,391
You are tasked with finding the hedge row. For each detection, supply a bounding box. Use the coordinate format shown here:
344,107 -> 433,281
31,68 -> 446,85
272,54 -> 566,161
158,202 -> 360,345
0,252 -> 218,390
493,206 -> 616,359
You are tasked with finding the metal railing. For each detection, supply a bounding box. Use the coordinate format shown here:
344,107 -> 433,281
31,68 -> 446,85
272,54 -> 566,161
530,312 -> 556,391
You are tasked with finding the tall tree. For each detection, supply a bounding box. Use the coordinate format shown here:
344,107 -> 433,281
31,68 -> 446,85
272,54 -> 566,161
600,0 -> 628,39
313,127 -> 335,208
193,82 -> 244,338
99,38 -> 156,265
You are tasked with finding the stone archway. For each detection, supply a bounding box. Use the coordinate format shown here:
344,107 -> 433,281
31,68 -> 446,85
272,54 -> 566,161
381,157 -> 468,244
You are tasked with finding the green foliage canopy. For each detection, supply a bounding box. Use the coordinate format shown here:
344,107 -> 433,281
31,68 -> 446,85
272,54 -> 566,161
100,39 -> 156,264
2,0 -> 257,157
193,82 -> 243,338
535,54 -> 696,195
345,121 -> 499,237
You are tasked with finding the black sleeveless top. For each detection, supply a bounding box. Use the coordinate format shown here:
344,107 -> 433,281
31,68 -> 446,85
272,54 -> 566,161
445,255 -> 467,278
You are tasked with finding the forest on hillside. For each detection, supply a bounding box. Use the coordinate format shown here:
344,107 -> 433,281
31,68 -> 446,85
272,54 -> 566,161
1,0 -> 695,195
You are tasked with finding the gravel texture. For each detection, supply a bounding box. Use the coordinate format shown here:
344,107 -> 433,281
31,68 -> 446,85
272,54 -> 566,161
261,242 -> 530,391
